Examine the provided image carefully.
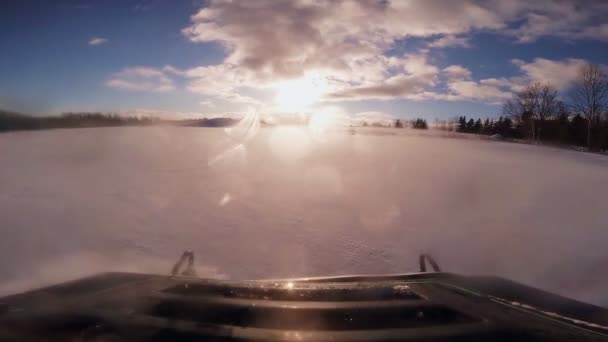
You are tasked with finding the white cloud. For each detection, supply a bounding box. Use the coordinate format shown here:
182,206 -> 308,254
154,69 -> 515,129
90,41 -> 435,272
446,80 -> 512,102
200,100 -> 215,108
479,78 -> 515,88
328,54 -> 440,101
513,58 -> 588,90
106,67 -> 175,92
330,74 -> 432,100
430,65 -> 514,103
443,65 -> 472,80
504,1 -> 608,43
183,64 -> 255,97
428,35 -> 470,48
577,23 -> 608,41
88,37 -> 108,46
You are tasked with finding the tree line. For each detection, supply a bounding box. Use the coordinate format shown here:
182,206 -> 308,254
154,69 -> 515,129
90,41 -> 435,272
0,111 -> 246,133
391,118 -> 428,129
434,63 -> 608,151
0,111 -> 160,132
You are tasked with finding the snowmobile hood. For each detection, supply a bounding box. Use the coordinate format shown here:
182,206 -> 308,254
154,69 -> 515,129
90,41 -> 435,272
0,271 -> 607,341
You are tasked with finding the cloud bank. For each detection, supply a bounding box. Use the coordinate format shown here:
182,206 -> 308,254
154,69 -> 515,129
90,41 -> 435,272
107,0 -> 608,109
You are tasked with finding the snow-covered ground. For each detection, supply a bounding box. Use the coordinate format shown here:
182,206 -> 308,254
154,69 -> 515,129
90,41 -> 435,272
1,126 -> 608,307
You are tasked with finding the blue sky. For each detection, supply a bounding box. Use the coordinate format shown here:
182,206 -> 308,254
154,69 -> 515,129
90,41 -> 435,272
1,0 -> 607,120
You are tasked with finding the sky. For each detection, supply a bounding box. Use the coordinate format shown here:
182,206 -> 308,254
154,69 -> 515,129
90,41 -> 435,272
1,0 -> 608,121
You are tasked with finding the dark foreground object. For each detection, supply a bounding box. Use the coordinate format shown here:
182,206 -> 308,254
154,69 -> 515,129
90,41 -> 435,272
0,272 -> 607,341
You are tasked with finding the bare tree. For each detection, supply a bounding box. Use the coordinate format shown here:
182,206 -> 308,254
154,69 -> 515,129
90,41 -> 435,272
503,82 -> 558,141
570,63 -> 608,150
536,84 -> 558,119
536,83 -> 558,140
503,84 -> 537,140
554,100 -> 570,121
503,86 -> 536,121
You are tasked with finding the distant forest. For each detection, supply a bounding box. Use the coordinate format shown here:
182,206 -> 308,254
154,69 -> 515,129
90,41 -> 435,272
0,111 -> 160,132
0,110 -> 239,132
431,114 -> 593,150
366,118 -> 429,130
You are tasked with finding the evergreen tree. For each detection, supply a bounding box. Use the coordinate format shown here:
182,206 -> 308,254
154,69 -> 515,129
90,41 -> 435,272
458,116 -> 467,132
482,118 -> 491,134
465,118 -> 474,132
473,119 -> 483,133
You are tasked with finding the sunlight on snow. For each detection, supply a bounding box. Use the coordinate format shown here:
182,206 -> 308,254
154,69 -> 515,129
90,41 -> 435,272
269,126 -> 312,163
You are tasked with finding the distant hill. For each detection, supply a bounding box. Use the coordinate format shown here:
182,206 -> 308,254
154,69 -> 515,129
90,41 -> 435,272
180,117 -> 240,127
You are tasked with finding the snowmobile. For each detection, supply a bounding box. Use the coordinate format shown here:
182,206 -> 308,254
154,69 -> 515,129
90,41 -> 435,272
0,252 -> 607,341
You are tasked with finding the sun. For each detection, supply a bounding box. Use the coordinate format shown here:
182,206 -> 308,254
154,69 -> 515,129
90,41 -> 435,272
274,74 -> 326,112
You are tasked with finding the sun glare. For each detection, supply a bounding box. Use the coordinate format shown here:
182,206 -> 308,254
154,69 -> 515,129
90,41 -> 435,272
274,74 -> 326,112
308,106 -> 349,140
